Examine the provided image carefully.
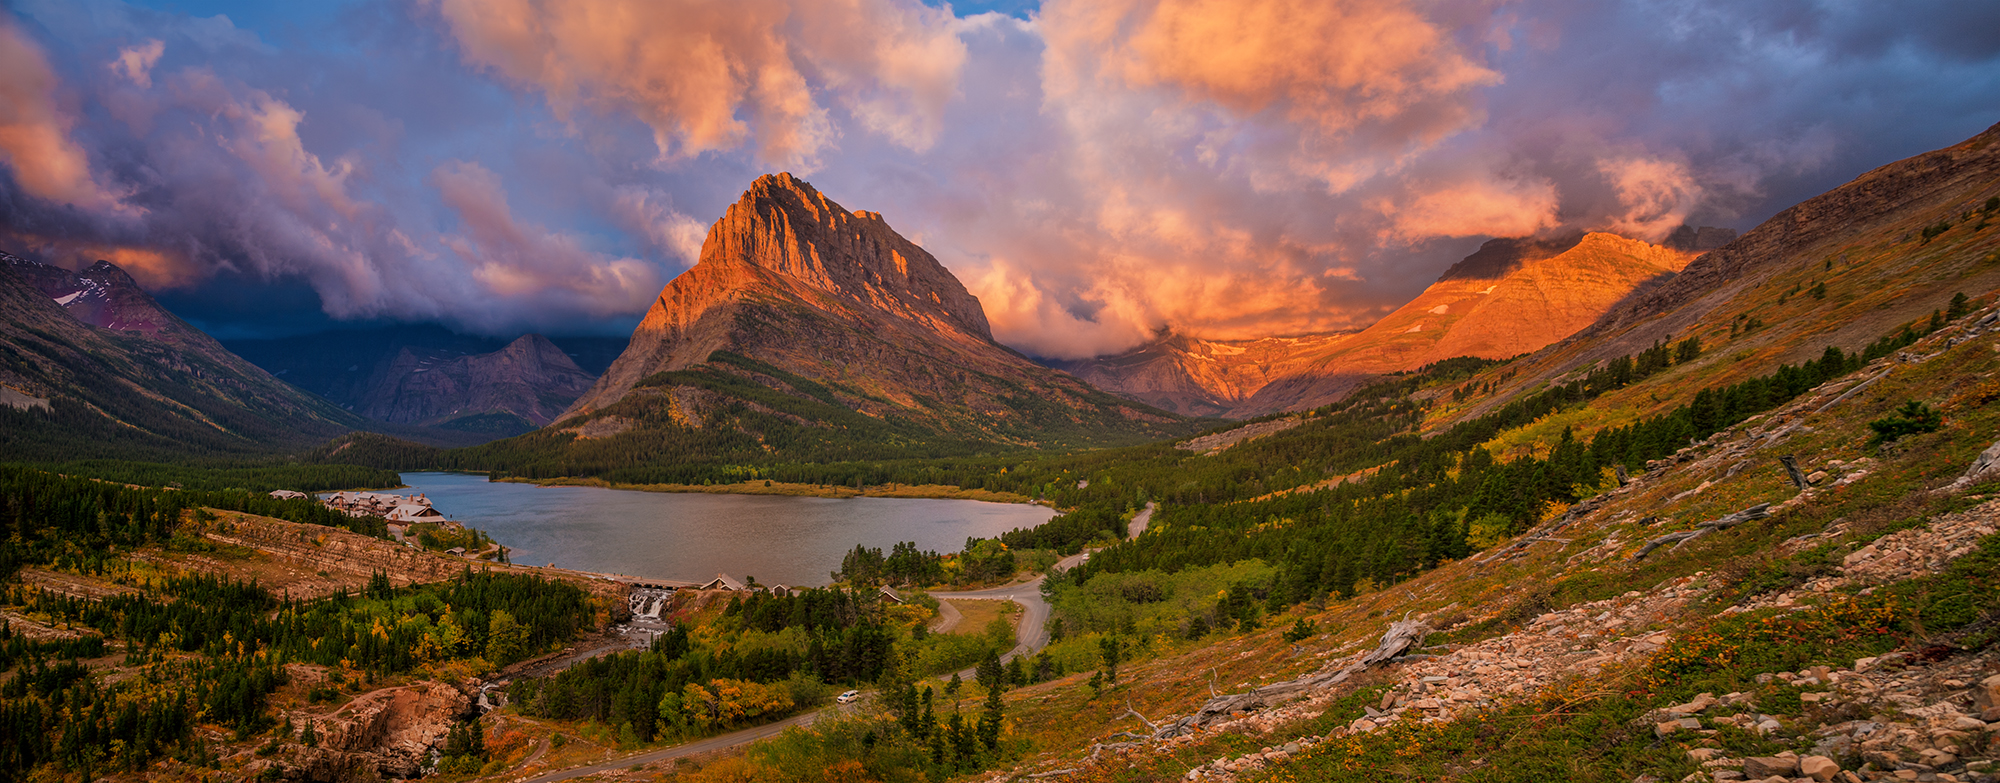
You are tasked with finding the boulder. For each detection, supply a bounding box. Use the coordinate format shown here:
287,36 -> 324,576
1741,755 -> 1798,778
1798,754 -> 1840,782
1972,674 -> 2000,714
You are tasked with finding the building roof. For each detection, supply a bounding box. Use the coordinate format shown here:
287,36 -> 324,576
699,573 -> 747,591
387,504 -> 443,520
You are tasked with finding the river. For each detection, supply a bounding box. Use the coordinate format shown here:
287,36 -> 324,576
388,472 -> 1055,587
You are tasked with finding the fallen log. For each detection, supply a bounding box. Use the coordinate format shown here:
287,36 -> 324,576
1158,619 -> 1430,736
1630,504 -> 1771,560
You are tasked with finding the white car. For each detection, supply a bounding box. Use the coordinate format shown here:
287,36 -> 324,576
836,690 -> 860,704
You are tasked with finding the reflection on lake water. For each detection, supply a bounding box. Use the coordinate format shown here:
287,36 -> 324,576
391,473 -> 1055,588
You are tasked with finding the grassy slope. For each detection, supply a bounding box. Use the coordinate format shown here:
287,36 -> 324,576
973,295 -> 2000,783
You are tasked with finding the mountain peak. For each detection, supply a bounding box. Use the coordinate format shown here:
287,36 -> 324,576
557,175 -> 1185,447
5,254 -> 180,337
697,172 -> 992,341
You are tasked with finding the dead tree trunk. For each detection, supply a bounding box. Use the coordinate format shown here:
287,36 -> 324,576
1779,455 -> 1809,490
1630,504 -> 1772,560
1615,464 -> 1630,487
1158,619 -> 1429,736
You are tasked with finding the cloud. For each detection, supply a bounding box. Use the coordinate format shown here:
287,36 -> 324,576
0,17 -> 127,211
428,0 -> 967,170
610,186 -> 709,267
1595,155 -> 1700,242
2,0 -> 1997,353
109,39 -> 164,87
1063,0 -> 1498,143
432,159 -> 661,316
1374,174 -> 1560,242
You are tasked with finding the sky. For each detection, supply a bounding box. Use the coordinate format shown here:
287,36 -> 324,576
1,1 -> 1997,354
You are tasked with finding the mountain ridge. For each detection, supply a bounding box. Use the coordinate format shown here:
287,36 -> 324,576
0,252 -> 372,458
1059,231 -> 1691,418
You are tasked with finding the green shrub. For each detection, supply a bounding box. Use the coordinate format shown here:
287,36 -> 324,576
1867,400 -> 1943,445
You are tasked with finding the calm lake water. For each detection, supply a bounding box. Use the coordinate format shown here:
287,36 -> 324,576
389,472 -> 1055,587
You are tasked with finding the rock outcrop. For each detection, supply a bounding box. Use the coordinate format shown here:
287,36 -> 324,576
268,681 -> 472,780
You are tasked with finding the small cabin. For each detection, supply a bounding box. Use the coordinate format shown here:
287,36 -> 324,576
268,489 -> 307,500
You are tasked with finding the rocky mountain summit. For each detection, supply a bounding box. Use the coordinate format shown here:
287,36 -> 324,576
8,253 -> 203,341
1061,232 -> 1690,418
546,172 -> 1187,456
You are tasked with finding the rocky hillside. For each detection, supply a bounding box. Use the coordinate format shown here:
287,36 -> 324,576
466,173 -> 1190,481
932,125 -> 2000,783
1061,232 -> 1690,417
994,290 -> 2000,783
0,253 -> 370,459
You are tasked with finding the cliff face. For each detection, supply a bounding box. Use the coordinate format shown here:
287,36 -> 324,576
551,173 -> 1189,453
1061,233 -> 1690,418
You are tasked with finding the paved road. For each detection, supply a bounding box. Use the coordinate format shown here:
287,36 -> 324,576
1128,501 -> 1156,540
508,508 -> 1159,781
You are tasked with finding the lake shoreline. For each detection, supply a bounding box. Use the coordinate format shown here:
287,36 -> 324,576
494,476 -> 1040,505
393,473 -> 1055,587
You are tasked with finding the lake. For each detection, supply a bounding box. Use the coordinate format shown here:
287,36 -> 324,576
389,472 -> 1056,587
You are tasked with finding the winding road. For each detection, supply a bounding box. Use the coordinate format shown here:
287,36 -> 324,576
509,503 -> 1157,782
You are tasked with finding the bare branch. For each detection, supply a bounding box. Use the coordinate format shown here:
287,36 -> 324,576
1630,504 -> 1771,560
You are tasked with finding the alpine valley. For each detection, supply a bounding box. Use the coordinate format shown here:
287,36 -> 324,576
4,60 -> 2000,783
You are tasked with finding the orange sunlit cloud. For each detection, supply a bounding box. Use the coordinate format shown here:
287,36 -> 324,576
0,20 -> 128,213
431,0 -> 967,169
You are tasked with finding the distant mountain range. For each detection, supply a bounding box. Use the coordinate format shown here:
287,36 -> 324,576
1055,231 -> 1694,417
226,327 -> 625,437
0,252 -> 370,459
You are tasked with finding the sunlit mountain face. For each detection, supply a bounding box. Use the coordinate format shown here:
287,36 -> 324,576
1,0 -> 1994,358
